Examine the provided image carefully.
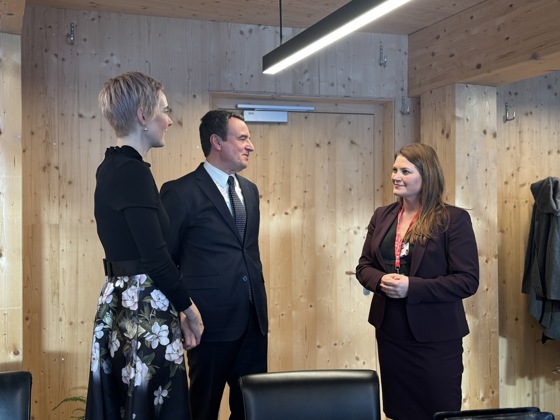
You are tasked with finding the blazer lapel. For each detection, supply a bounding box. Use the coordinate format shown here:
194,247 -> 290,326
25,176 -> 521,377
372,202 -> 429,276
409,221 -> 446,276
372,204 -> 400,269
409,239 -> 427,276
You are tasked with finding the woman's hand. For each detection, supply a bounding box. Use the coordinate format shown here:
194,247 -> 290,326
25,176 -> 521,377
181,301 -> 204,350
379,274 -> 410,298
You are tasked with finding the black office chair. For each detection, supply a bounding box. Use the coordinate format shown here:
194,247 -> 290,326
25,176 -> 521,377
239,369 -> 381,420
0,371 -> 32,420
433,406 -> 555,420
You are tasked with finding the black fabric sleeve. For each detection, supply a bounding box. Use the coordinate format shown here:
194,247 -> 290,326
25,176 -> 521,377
123,205 -> 192,312
159,184 -> 186,263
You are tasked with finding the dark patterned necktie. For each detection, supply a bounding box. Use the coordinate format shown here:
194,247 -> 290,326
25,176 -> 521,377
228,176 -> 246,240
228,176 -> 253,303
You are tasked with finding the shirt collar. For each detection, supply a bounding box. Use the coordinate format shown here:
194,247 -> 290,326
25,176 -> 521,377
203,161 -> 232,188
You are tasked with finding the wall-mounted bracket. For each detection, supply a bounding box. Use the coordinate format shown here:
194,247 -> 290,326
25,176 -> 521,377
400,96 -> 410,115
504,102 -> 516,122
66,22 -> 76,45
379,43 -> 387,67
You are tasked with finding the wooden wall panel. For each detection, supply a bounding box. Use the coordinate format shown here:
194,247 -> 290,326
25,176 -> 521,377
0,32 -> 23,371
420,84 -> 500,410
453,85 -> 500,410
496,72 -> 560,415
21,6 -> 412,419
13,3 -> 560,419
420,76 -> 560,417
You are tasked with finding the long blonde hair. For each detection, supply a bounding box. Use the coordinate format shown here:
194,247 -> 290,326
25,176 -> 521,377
396,143 -> 449,244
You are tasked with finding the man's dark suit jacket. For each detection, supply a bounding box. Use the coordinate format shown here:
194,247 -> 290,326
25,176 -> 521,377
356,202 -> 479,342
160,163 -> 268,342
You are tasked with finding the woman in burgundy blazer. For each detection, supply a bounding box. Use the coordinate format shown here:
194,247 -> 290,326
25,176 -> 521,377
356,143 -> 479,420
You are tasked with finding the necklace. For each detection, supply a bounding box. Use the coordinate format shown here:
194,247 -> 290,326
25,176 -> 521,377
394,206 -> 419,274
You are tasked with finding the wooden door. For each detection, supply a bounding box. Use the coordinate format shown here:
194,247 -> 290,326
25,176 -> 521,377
247,112 -> 381,370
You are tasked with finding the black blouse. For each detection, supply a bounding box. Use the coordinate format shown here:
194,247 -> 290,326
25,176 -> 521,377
94,145 -> 191,312
378,217 -> 414,339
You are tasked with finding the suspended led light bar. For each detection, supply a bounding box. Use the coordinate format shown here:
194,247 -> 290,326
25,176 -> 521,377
262,0 -> 411,75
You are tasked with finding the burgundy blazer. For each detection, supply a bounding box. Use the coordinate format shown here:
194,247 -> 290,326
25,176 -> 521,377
356,202 -> 479,342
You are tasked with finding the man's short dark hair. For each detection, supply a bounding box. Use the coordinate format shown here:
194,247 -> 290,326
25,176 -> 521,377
199,110 -> 245,157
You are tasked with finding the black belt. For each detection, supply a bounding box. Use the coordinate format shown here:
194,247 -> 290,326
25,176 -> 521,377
103,258 -> 143,277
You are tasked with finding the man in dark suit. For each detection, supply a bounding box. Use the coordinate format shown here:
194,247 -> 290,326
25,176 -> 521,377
160,110 -> 268,420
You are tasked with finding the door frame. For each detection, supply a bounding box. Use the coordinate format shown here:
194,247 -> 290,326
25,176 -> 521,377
211,91 -> 396,206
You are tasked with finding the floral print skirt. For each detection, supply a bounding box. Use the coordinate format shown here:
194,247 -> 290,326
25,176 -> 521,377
85,274 -> 191,420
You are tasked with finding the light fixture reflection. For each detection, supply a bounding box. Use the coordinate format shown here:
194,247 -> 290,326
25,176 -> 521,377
263,0 -> 411,75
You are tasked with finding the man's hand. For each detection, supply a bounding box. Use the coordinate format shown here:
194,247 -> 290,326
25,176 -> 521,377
181,301 -> 204,350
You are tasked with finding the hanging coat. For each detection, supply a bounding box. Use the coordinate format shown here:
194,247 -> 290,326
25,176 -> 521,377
522,176 -> 560,341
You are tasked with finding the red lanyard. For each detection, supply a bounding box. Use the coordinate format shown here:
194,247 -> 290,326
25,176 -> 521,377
394,207 -> 419,274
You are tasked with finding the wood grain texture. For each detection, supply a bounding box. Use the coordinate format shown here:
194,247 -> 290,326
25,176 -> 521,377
420,84 -> 500,410
409,0 -> 560,96
0,0 -> 25,34
0,32 -> 23,371
20,6 -> 410,419
496,72 -> 560,416
13,4 -> 560,419
22,0 -> 483,35
454,84 -> 500,410
234,111 -> 387,413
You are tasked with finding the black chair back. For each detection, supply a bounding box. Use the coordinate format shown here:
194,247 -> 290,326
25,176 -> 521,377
0,371 -> 32,420
433,407 -> 555,420
239,369 -> 380,420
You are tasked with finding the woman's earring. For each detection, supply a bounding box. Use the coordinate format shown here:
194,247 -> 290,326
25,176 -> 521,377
143,127 -> 148,131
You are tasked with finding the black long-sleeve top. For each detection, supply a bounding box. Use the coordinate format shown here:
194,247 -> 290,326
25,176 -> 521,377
94,145 -> 191,312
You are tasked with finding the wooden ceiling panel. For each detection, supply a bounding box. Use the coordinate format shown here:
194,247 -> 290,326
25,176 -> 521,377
20,0 -> 484,35
5,0 -> 558,94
